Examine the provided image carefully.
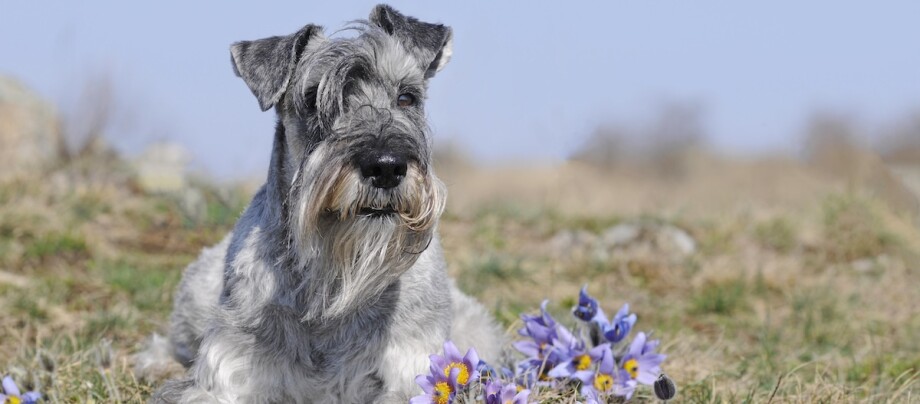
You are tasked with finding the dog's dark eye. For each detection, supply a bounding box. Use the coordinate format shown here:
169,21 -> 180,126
396,93 -> 416,107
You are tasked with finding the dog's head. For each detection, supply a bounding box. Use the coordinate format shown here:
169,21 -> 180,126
230,5 -> 450,319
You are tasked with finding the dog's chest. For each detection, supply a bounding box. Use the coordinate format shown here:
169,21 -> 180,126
246,300 -> 396,402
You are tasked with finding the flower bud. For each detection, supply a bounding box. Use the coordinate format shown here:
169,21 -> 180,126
654,373 -> 677,401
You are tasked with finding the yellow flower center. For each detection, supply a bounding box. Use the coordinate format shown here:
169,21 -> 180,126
594,373 -> 614,392
443,362 -> 471,385
433,381 -> 452,404
7,397 -> 22,404
624,358 -> 639,379
574,354 -> 592,371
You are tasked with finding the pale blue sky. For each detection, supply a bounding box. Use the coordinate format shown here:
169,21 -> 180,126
2,1 -> 919,178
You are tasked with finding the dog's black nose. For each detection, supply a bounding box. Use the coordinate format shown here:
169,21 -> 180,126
358,152 -> 408,189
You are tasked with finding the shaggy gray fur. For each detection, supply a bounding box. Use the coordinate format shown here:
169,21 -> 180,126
135,5 -> 502,403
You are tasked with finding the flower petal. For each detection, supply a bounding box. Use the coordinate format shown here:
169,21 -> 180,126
22,391 -> 42,404
443,341 -> 462,361
415,374 -> 434,392
2,376 -> 20,396
484,379 -> 502,396
513,389 -> 531,404
637,371 -> 658,385
463,347 -> 480,370
639,354 -> 666,368
448,366 -> 462,389
513,340 -> 541,358
572,370 -> 595,384
628,332 -> 647,357
430,354 -> 448,372
642,337 -> 660,354
546,362 -> 573,379
588,343 -> 611,360
580,385 -> 601,404
598,345 -> 615,374
500,384 -> 518,401
409,394 -> 431,404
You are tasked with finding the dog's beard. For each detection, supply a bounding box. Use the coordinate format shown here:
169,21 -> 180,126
289,143 -> 446,321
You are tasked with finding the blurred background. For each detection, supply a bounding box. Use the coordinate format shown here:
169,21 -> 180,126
1,1 -> 918,402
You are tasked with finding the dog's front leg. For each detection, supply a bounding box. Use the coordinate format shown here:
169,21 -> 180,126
152,322 -> 265,404
376,333 -> 444,403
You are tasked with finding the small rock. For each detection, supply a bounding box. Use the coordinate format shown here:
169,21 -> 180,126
595,221 -> 697,260
549,229 -> 597,258
133,141 -> 191,193
850,255 -> 888,273
0,75 -> 65,180
599,223 -> 641,249
660,225 -> 697,256
0,270 -> 31,288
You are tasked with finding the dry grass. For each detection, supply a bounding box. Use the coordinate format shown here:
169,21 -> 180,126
1,150 -> 918,403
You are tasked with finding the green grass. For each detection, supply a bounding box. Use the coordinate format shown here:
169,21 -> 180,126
23,232 -> 88,262
94,259 -> 180,312
0,160 -> 249,402
691,278 -> 749,316
458,254 -> 526,297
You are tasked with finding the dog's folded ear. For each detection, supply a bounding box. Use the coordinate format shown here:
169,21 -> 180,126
369,4 -> 452,79
231,24 -> 324,111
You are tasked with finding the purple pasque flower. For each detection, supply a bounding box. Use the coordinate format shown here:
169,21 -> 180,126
484,379 -> 531,404
476,360 -> 498,382
514,300 -> 559,364
508,363 -> 542,390
410,371 -> 455,404
574,345 -> 637,401
620,331 -> 666,385
517,321 -> 588,383
601,303 -> 637,344
432,341 -> 480,389
545,323 -> 584,364
547,342 -> 608,380
518,300 -> 556,338
411,341 -> 480,404
573,285 -> 606,323
1,375 -> 41,404
512,322 -> 554,362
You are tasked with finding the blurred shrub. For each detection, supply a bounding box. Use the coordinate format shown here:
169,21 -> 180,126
803,112 -> 920,218
754,218 -> 797,253
821,193 -> 898,262
571,102 -> 707,178
877,110 -> 920,165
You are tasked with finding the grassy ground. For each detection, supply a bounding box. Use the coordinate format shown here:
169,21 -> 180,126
0,152 -> 918,403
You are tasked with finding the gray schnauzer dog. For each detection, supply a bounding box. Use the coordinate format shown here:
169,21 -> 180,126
135,4 -> 502,403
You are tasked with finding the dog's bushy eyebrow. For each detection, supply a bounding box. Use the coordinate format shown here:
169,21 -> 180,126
293,25 -> 424,126
294,40 -> 375,127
